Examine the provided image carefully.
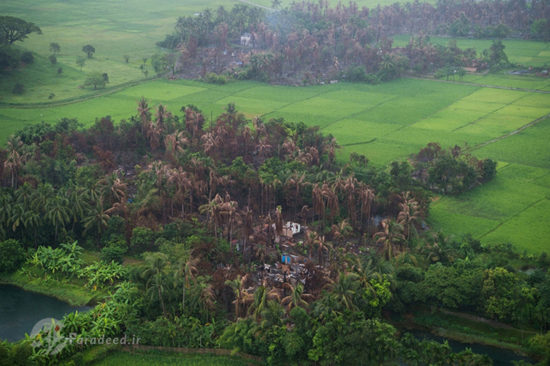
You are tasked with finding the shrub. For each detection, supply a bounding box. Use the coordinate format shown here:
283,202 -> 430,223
0,239 -> 26,274
205,72 -> 227,85
101,237 -> 128,264
130,227 -> 157,253
21,51 -> 34,64
49,54 -> 57,65
100,245 -> 127,264
12,83 -> 25,94
345,65 -> 367,82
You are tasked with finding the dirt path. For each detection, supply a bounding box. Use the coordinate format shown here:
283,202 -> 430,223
406,76 -> 550,94
0,76 -> 161,109
237,0 -> 274,11
439,309 -> 534,332
467,111 -> 550,151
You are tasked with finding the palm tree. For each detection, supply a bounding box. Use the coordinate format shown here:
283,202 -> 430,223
220,200 -> 241,243
324,272 -> 361,312
373,219 -> 405,261
136,97 -> 151,134
225,274 -> 253,319
199,194 -> 223,237
174,252 -> 199,315
285,171 -> 307,217
359,186 -> 375,240
24,208 -> 42,249
256,137 -> 272,159
241,206 -> 254,262
154,103 -> 172,130
331,219 -> 352,246
141,252 -> 170,318
45,195 -> 71,245
323,184 -> 339,226
82,201 -> 110,247
316,235 -> 332,266
98,173 -> 127,205
168,167 -> 191,217
343,176 -> 357,228
304,230 -> 319,261
312,183 -> 325,229
258,300 -> 285,333
67,186 -> 90,230
352,258 -> 383,298
3,135 -> 25,189
281,282 -> 314,313
397,192 -> 423,243
249,281 -> 280,322
423,231 -> 457,265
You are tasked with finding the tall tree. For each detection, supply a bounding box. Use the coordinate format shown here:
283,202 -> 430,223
0,16 -> 42,45
141,252 -> 171,318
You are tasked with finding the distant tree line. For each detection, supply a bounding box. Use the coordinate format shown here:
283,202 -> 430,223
159,3 -> 514,85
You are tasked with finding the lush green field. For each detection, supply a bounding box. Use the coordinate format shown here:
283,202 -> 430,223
0,0 -> 239,103
91,352 -> 256,366
2,76 -> 549,251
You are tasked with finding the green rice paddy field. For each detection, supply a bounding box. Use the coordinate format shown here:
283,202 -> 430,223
1,77 -> 549,252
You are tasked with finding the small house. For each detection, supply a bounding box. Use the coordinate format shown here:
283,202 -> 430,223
240,33 -> 251,47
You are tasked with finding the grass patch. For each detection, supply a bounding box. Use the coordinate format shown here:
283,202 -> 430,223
474,117 -> 550,169
481,199 -> 550,252
91,351 -> 259,366
322,119 -> 401,145
414,311 -> 535,346
0,267 -> 104,306
427,203 -> 500,239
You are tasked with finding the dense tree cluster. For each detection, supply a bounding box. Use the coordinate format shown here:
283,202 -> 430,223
409,142 -> 497,195
159,3 -> 516,84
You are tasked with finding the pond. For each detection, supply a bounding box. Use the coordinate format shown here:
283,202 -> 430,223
409,329 -> 537,366
0,284 -> 91,342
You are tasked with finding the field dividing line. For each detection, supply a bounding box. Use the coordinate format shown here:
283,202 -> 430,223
373,86 -> 483,141
403,86 -> 482,133
466,113 -> 550,152
320,95 -> 400,131
478,197 -> 548,240
341,138 -> 377,146
260,85 -> 345,118
0,76 -> 162,110
405,76 -> 550,94
452,100 -> 515,133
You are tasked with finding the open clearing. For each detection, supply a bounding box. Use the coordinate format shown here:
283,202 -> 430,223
2,77 -> 550,251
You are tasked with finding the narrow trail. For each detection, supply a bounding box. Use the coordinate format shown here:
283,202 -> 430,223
237,0 -> 274,11
467,112 -> 550,152
405,76 -> 550,94
439,309 -> 521,330
0,76 -> 161,110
